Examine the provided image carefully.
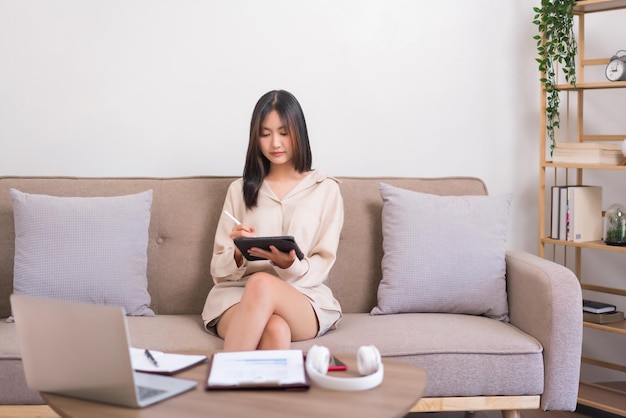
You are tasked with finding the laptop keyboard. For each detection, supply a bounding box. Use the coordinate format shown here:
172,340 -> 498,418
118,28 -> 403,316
137,385 -> 167,400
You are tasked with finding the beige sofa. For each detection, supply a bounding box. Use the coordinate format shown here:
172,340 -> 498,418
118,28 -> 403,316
0,176 -> 582,417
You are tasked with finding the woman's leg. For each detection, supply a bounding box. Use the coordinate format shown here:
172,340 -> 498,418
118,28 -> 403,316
216,272 -> 319,351
257,315 -> 291,350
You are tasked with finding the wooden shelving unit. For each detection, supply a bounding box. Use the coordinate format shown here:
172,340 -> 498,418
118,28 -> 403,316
538,0 -> 626,415
573,0 -> 626,12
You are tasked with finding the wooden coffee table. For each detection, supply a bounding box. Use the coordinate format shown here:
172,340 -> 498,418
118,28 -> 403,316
42,353 -> 427,418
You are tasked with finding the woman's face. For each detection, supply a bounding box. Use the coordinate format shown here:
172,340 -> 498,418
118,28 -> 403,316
259,110 -> 294,168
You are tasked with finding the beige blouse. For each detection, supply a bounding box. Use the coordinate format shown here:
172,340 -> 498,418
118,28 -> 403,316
201,170 -> 344,335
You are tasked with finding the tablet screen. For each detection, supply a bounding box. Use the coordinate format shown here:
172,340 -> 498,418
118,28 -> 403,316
233,236 -> 304,261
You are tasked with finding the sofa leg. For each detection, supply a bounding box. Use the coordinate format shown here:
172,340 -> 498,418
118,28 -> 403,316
501,410 -> 520,418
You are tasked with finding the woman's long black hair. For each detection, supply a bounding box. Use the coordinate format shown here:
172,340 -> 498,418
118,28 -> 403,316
242,90 -> 312,209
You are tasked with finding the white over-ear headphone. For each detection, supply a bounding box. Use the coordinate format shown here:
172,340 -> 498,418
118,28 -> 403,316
305,345 -> 384,391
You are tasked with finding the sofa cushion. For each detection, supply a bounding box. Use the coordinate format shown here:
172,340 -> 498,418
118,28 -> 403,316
0,313 -> 543,401
126,315 -> 223,352
371,183 -> 511,320
10,189 -> 154,316
291,313 -> 544,397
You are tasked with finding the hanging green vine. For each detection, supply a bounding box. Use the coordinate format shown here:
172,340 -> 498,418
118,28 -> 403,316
532,0 -> 578,155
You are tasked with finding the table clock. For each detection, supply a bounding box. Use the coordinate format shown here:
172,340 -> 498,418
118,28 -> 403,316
605,50 -> 626,81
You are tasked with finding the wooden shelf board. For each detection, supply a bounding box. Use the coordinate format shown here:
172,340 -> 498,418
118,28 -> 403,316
580,283 -> 626,298
540,238 -> 626,252
583,320 -> 626,334
557,80 -> 626,90
578,381 -> 626,416
582,356 -> 626,373
543,162 -> 626,170
582,57 -> 611,66
574,0 -> 626,13
580,134 -> 626,141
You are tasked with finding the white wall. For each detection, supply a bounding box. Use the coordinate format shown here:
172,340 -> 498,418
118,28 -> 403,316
3,0 -> 626,385
0,0 -> 541,253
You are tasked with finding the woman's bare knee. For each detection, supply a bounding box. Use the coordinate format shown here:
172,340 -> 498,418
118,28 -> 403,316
258,315 -> 291,350
241,273 -> 278,302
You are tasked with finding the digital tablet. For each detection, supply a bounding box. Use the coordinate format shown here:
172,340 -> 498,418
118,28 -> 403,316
234,236 -> 304,261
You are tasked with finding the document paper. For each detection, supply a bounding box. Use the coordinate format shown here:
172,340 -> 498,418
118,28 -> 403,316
207,349 -> 307,387
130,348 -> 207,374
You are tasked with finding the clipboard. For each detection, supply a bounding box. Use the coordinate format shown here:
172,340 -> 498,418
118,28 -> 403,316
234,236 -> 304,261
205,350 -> 309,391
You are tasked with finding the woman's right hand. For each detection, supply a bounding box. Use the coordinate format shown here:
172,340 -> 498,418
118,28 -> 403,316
230,224 -> 256,266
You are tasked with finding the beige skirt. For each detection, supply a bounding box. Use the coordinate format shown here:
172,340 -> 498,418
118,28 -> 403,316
204,298 -> 342,339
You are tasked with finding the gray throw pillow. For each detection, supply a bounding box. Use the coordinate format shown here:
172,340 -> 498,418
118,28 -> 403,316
10,189 -> 154,316
371,183 -> 511,321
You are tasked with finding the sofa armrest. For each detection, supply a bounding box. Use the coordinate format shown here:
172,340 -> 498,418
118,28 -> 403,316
505,250 -> 582,411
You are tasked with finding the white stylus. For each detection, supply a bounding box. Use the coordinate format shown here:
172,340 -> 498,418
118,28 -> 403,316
223,210 -> 242,225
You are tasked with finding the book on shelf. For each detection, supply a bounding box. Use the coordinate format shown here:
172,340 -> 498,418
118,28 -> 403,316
550,186 -> 568,239
551,142 -> 623,165
559,187 -> 569,240
549,185 -> 602,242
583,299 -> 617,314
583,311 -> 624,324
568,186 -> 603,242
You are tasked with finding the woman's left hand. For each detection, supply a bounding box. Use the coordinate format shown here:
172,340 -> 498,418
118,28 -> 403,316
247,246 -> 296,269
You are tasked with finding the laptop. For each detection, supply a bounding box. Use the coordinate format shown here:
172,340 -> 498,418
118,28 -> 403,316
10,294 -> 197,408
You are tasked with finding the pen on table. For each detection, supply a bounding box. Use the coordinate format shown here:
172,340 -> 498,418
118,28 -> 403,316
144,349 -> 159,367
223,210 -> 242,225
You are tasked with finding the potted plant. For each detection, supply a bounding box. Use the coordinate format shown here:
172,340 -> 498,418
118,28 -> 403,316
604,204 -> 626,246
533,0 -> 578,155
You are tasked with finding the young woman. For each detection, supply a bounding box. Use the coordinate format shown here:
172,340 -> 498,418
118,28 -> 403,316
202,90 -> 344,350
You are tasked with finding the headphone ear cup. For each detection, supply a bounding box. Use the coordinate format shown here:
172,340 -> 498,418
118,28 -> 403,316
307,345 -> 330,375
357,345 -> 381,376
